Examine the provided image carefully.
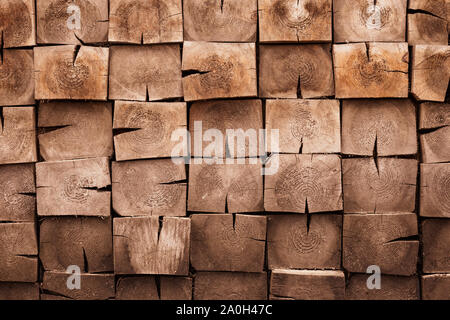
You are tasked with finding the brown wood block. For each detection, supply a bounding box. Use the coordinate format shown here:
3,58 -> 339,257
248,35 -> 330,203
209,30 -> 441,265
184,0 -> 257,42
42,272 -> 115,300
259,44 -> 334,98
38,101 -> 113,161
0,107 -> 37,165
0,282 -> 39,300
266,99 -> 340,153
37,0 -> 108,44
422,274 -> 450,300
109,0 -> 182,44
342,99 -> 417,156
188,162 -> 263,213
0,163 -> 35,222
189,99 -> 263,158
334,0 -> 407,43
116,276 -> 192,300
343,158 -> 417,213
194,272 -> 267,300
267,214 -> 341,270
333,42 -> 409,98
112,160 -> 186,217
109,45 -> 182,101
420,163 -> 450,218
0,222 -> 38,282
411,45 -> 450,102
264,154 -> 342,213
422,219 -> 450,273
420,102 -> 450,129
258,0 -> 332,42
113,216 -> 190,275
36,157 -> 111,216
345,274 -> 419,300
419,103 -> 450,163
113,101 -> 187,161
182,42 -> 257,101
270,269 -> 345,300
0,50 -> 34,106
34,45 -> 108,100
408,0 -> 448,45
40,217 -> 113,272
0,0 -> 36,48
343,213 -> 419,276
191,214 -> 266,272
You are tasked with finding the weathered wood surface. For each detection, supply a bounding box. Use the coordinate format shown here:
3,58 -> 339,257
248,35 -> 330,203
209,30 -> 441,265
266,99 -> 340,154
109,45 -> 182,101
34,45 -> 109,100
267,214 -> 341,270
109,0 -> 183,44
37,0 -> 108,44
113,101 -> 187,160
408,0 -> 448,45
343,213 -> 419,276
0,107 -> 37,165
259,44 -> 334,98
38,101 -> 113,161
191,214 -> 266,272
343,158 -> 417,213
264,154 -> 342,213
333,42 -> 409,98
182,42 -> 257,101
422,219 -> 450,273
270,270 -> 345,300
116,276 -> 192,300
258,0 -> 332,42
112,160 -> 186,217
0,282 -> 39,300
345,275 -> 419,300
420,103 -> 450,163
342,99 -> 417,156
334,0 -> 407,43
113,216 -> 190,275
39,217 -> 113,272
422,274 -> 450,300
36,157 -> 111,216
0,0 -> 36,47
194,272 -> 267,300
420,163 -> 450,218
188,162 -> 263,213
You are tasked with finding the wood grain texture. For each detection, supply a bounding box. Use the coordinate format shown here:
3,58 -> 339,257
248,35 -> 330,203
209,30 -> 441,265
0,0 -> 36,47
422,274 -> 450,300
420,163 -> 450,218
422,219 -> 450,273
420,102 -> 450,163
345,275 -> 419,300
408,0 -> 448,45
0,282 -> 39,300
116,276 -> 192,300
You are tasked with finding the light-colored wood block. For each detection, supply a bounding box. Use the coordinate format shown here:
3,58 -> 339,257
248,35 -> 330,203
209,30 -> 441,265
345,275 -> 419,300
408,0 -> 448,45
0,283 -> 39,300
116,276 -> 192,300
422,219 -> 450,273
422,274 -> 450,300
420,163 -> 450,218
0,0 -> 36,47
420,103 -> 450,163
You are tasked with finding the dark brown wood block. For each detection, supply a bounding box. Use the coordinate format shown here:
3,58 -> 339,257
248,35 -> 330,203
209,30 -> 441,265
109,45 -> 182,101
422,274 -> 450,300
109,0 -> 183,44
270,270 -> 345,300
39,217 -> 113,272
34,45 -> 109,100
259,44 -> 334,98
113,216 -> 190,275
194,272 -> 267,300
333,42 -> 409,98
343,158 -> 417,213
112,160 -> 186,217
346,275 -> 419,300
264,154 -> 342,213
0,50 -> 34,106
191,214 -> 266,272
420,163 -> 450,218
36,157 -> 111,216
266,99 -> 340,153
189,99 -> 263,158
188,162 -> 263,213
113,101 -> 187,161
182,42 -> 257,101
38,101 -> 113,161
342,99 -> 417,156
422,219 -> 450,273
258,0 -> 332,42
37,0 -> 108,44
267,214 -> 341,270
0,282 -> 39,300
0,0 -> 36,47
334,0 -> 407,42
0,163 -> 35,222
184,0 -> 257,42
116,276 -> 192,300
0,222 -> 38,282
408,0 -> 448,45
343,213 -> 419,276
